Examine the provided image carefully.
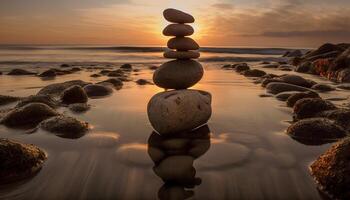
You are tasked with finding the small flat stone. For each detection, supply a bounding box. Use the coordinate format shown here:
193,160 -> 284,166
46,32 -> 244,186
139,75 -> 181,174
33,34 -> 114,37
164,50 -> 200,59
167,37 -> 199,51
163,24 -> 194,37
163,8 -> 195,23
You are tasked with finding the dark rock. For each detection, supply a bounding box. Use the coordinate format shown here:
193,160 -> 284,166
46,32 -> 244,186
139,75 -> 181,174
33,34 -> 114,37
290,57 -> 303,66
338,84 -> 350,90
0,95 -> 21,106
107,70 -> 124,77
61,85 -> 88,104
275,91 -> 301,101
311,83 -> 335,92
286,91 -> 320,107
221,64 -> 233,69
8,69 -> 36,76
310,138 -> 350,199
136,79 -> 153,85
70,67 -> 81,72
234,63 -> 250,72
303,43 -> 343,60
100,70 -> 112,75
287,118 -> 346,145
261,61 -> 270,64
266,82 -> 311,94
120,64 -> 132,70
1,103 -> 59,128
279,74 -> 314,88
332,48 -> 350,72
149,66 -> 158,70
261,64 -> 279,68
98,78 -> 123,88
278,65 -> 294,71
60,64 -> 70,68
163,8 -> 195,24
319,109 -> 350,131
90,73 -> 101,78
38,69 -> 56,77
0,71 -> 2,75
283,50 -> 303,57
68,103 -> 90,113
0,138 -> 46,184
336,68 -> 350,83
295,62 -> 312,73
243,69 -> 266,77
83,84 -> 113,98
40,115 -> 89,139
261,78 -> 283,87
37,80 -> 90,96
293,98 -> 336,120
16,95 -> 59,108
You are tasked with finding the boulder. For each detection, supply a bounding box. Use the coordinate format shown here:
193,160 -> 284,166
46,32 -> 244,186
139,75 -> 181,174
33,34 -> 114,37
311,83 -> 335,92
283,50 -> 303,57
163,8 -> 195,23
153,60 -> 203,89
279,74 -> 314,88
83,84 -> 113,98
266,82 -> 311,94
293,98 -> 336,120
319,109 -> 350,131
8,69 -> 36,76
310,138 -> 350,199
286,91 -> 320,107
332,48 -> 350,71
163,24 -> 194,37
136,79 -> 153,85
16,95 -> 59,108
287,118 -> 346,145
38,69 -> 56,77
0,138 -> 46,184
40,115 -> 89,139
303,43 -> 343,60
0,95 -> 21,106
147,90 -> 212,135
164,50 -> 200,59
295,62 -> 312,73
37,80 -> 90,96
243,69 -> 266,77
1,103 -> 59,128
167,37 -> 199,51
68,103 -> 90,113
61,85 -> 88,104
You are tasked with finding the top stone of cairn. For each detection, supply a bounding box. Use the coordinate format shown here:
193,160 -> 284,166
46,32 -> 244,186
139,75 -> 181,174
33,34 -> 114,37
163,8 -> 195,24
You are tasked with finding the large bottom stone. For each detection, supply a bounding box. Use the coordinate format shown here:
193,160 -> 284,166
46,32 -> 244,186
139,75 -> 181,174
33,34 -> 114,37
153,60 -> 203,89
147,90 -> 212,135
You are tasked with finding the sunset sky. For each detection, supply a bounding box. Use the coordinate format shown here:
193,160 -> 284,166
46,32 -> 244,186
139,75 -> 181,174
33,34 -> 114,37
0,0 -> 349,47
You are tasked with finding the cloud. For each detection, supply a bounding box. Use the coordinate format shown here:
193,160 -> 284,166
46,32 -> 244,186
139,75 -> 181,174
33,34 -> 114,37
212,3 -> 234,10
261,30 -> 350,38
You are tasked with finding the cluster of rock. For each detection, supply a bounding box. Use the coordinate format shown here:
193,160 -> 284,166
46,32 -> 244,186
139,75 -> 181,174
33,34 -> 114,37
147,8 -> 211,136
287,43 -> 350,83
148,125 -> 210,199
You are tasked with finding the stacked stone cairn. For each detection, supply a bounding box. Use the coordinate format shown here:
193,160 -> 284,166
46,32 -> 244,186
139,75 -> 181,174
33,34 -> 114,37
147,8 -> 212,135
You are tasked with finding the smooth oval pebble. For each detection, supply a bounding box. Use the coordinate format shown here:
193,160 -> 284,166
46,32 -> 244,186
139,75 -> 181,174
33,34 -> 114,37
163,24 -> 194,37
153,60 -> 203,89
163,8 -> 195,23
164,50 -> 200,59
167,37 -> 199,51
147,89 -> 212,135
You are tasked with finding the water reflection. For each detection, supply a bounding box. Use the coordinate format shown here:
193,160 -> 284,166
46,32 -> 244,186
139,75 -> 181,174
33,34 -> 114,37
148,125 -> 211,200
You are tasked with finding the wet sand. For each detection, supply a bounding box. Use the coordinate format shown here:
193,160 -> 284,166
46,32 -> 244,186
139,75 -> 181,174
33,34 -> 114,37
0,62 -> 348,199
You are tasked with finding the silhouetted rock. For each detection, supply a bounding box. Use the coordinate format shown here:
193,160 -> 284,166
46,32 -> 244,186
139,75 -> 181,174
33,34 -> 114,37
61,85 -> 88,104
164,50 -> 200,59
0,95 -> 21,106
8,69 -> 36,76
287,118 -> 346,145
84,84 -> 113,98
167,37 -> 199,51
243,69 -> 266,77
293,98 -> 336,120
37,80 -> 90,96
310,138 -> 350,199
38,69 -> 56,77
266,82 -> 311,94
16,95 -> 59,108
68,103 -> 90,113
283,50 -> 303,57
163,24 -> 194,37
163,8 -> 195,24
234,63 -> 250,72
136,79 -> 153,85
311,83 -> 335,92
1,103 -> 59,128
0,138 -> 46,184
120,64 -> 132,70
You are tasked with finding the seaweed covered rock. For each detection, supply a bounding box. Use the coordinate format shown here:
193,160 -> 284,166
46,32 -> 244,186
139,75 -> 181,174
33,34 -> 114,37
293,98 -> 336,120
83,84 -> 113,98
16,95 -> 59,108
286,91 -> 320,107
243,69 -> 266,77
0,95 -> 21,106
8,69 -> 36,76
1,103 -> 59,128
40,115 -> 89,139
287,118 -> 346,145
0,138 -> 46,184
310,138 -> 350,199
61,85 -> 88,104
37,80 -> 90,96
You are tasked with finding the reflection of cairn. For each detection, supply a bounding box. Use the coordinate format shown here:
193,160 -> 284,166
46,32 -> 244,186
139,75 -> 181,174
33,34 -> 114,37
148,8 -> 212,135
148,125 -> 211,200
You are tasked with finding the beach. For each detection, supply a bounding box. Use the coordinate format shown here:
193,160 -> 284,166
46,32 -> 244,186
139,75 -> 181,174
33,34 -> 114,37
1,45 -> 349,199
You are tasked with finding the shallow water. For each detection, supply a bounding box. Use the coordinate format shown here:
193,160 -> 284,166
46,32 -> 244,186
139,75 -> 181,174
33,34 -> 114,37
1,58 -> 349,199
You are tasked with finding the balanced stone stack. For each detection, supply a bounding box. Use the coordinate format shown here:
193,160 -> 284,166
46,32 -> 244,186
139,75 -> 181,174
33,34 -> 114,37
147,8 -> 212,135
